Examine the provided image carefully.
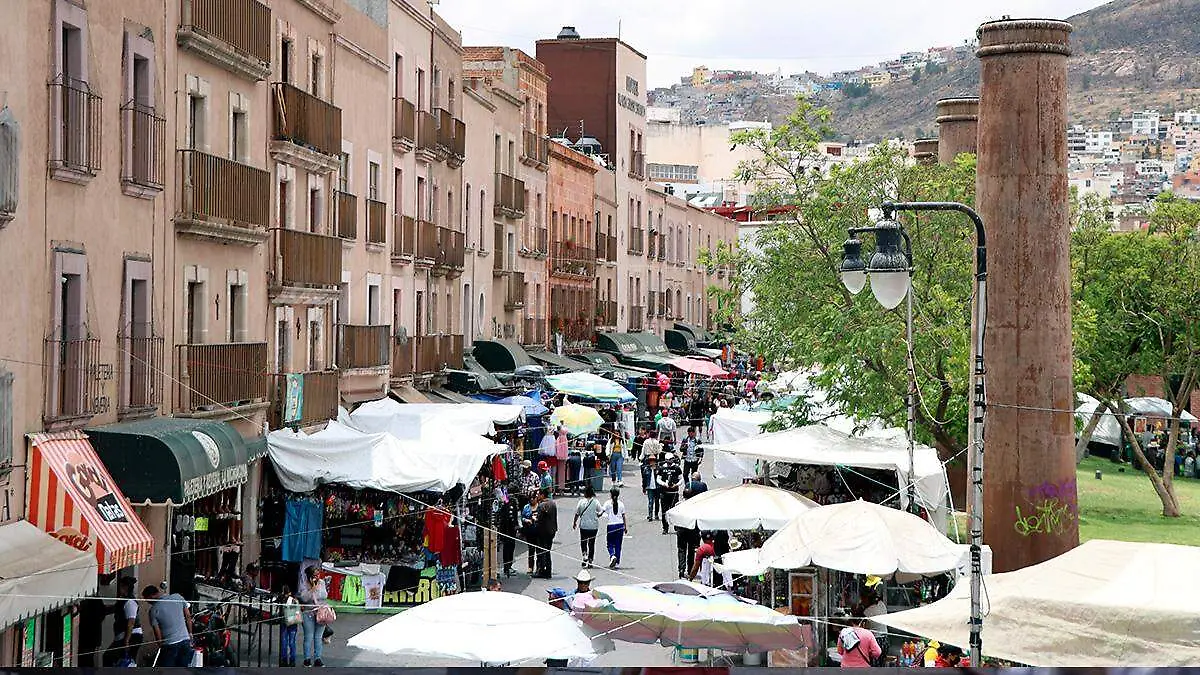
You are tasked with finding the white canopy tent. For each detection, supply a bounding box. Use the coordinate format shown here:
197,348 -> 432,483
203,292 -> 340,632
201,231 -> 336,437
268,419 -> 504,494
1075,394 -> 1197,447
343,398 -> 524,438
664,483 -> 819,531
710,423 -> 951,526
710,407 -> 773,479
875,539 -> 1200,666
715,500 -> 963,578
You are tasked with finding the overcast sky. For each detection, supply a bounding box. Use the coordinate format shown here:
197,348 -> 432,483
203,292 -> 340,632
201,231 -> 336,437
434,0 -> 1105,88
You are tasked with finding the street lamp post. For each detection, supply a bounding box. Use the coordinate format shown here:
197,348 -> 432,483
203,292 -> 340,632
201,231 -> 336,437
839,200 -> 988,662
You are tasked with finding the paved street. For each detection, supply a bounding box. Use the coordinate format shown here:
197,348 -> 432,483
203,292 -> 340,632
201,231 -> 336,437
322,448 -> 731,666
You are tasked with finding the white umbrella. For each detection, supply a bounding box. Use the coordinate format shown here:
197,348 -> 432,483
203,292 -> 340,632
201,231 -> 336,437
717,500 -> 962,576
664,483 -> 819,531
347,591 -> 610,664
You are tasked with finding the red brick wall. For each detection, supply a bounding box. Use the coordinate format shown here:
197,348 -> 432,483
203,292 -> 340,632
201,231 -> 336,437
536,39 -> 617,155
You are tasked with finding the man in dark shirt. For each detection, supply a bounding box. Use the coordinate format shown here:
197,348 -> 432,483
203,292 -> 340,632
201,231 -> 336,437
534,488 -> 558,578
655,453 -> 683,535
496,497 -> 520,577
683,472 -> 708,499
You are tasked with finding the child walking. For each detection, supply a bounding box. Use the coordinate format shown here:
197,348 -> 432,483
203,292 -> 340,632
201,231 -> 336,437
279,586 -> 300,667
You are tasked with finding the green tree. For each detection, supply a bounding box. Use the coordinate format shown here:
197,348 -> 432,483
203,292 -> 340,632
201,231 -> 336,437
730,102 -> 978,461
1072,192 -> 1200,517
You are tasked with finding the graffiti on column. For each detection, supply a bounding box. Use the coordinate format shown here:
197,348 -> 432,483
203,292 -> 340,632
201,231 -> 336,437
1013,478 -> 1078,537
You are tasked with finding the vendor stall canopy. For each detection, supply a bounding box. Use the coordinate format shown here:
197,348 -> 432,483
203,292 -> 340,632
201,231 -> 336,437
343,397 -> 523,438
1075,393 -> 1198,447
0,521 -> 97,632
472,339 -> 534,373
268,419 -> 504,494
876,539 -> 1200,666
86,418 -> 264,505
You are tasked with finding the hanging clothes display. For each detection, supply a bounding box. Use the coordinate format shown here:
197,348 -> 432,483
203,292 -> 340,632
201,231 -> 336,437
282,498 -> 324,562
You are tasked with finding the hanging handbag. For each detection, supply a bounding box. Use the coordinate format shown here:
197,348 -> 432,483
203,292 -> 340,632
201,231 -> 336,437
315,603 -> 337,625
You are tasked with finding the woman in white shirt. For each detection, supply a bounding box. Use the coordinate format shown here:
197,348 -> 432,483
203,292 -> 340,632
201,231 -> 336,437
603,488 -> 629,569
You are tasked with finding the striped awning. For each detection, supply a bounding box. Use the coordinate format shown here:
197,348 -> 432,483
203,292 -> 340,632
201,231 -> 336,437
27,431 -> 154,574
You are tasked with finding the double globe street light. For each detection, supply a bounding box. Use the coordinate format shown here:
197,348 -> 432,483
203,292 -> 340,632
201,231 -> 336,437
838,201 -> 989,662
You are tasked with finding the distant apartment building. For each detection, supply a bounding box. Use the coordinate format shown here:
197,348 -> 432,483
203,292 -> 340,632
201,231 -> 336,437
644,119 -> 769,206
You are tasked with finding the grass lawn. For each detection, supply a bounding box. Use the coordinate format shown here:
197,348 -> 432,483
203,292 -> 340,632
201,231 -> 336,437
947,457 -> 1200,546
1076,456 -> 1200,546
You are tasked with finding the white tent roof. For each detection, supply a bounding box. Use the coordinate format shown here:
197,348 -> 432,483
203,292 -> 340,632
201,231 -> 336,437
268,420 -> 504,494
0,520 -> 98,631
710,408 -> 773,479
876,539 -> 1200,666
344,398 -> 523,438
1075,394 -> 1197,447
664,483 -> 819,531
715,500 -> 962,577
711,423 -> 949,517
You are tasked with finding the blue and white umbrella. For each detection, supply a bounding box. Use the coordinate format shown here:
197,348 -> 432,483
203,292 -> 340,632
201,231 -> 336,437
545,372 -> 635,403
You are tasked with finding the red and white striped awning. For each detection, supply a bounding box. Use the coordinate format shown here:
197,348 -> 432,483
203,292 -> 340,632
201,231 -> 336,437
27,431 -> 154,575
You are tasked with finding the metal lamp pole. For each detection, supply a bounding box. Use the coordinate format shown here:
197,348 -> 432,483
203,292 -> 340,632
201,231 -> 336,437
840,201 -> 987,661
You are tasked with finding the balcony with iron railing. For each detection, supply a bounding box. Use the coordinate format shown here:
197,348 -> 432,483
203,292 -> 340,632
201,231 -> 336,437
366,199 -> 387,246
629,150 -> 646,180
440,334 -> 465,370
392,97 -> 416,152
494,173 -> 526,218
415,219 -> 438,265
436,227 -> 465,275
174,342 -> 269,413
595,232 -> 618,263
521,130 -> 549,167
416,111 -> 438,160
118,326 -> 164,417
43,330 -> 102,426
503,271 -> 526,310
270,370 -> 339,429
271,82 -> 342,169
49,76 -> 102,181
177,0 -> 272,80
269,228 -> 342,304
534,227 -> 549,256
647,232 -> 658,259
335,191 -> 357,239
435,108 -> 454,156
120,102 -> 166,195
550,242 -> 596,278
493,225 -> 507,274
336,324 -> 390,370
391,337 -> 414,378
176,149 -> 271,245
391,214 -> 416,263
628,227 -> 644,255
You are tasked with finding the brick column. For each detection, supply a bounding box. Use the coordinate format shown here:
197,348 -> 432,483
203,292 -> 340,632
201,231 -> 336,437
935,96 -> 979,164
912,138 -> 939,166
976,18 -> 1078,572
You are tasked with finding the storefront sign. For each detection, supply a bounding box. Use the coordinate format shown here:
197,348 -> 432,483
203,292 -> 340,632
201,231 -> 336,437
182,464 -> 248,502
63,455 -> 129,523
618,92 -> 645,116
284,373 -> 304,425
50,527 -> 93,552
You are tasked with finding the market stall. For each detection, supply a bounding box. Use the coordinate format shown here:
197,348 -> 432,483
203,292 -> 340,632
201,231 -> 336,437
710,422 -> 951,528
264,406 -> 515,607
876,539 -> 1200,666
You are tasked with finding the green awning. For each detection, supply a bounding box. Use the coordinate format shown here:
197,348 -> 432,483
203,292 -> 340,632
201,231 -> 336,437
87,418 -> 256,505
664,329 -> 698,354
625,332 -> 674,356
471,339 -> 534,372
528,350 -> 588,373
595,332 -> 643,357
575,352 -> 652,380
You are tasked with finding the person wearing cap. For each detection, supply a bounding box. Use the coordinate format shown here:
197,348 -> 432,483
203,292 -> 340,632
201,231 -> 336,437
538,460 -> 555,493
655,452 -> 683,535
519,459 -> 540,506
922,640 -> 941,667
688,531 -> 717,585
